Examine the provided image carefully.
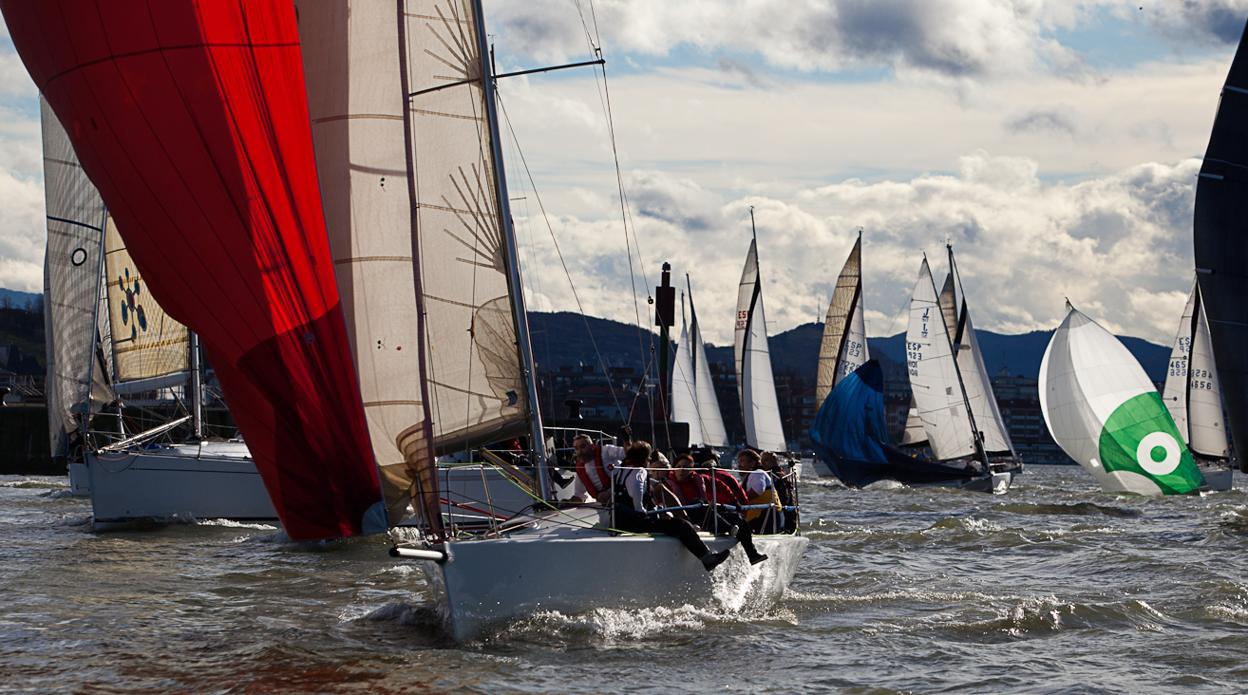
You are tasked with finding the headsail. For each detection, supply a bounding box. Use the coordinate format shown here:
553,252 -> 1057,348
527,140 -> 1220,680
8,1 -> 385,540
946,248 -> 1015,458
1193,19 -> 1248,472
689,285 -> 729,447
816,233 -> 869,404
735,236 -> 787,451
905,258 -> 976,461
296,0 -> 435,527
1039,305 -> 1204,495
1189,287 -> 1231,459
39,98 -> 110,459
401,0 -> 529,457
671,309 -> 704,447
1161,284 -> 1197,436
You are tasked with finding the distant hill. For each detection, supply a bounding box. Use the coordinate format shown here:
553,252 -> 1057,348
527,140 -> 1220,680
530,312 -> 1170,384
0,288 -> 39,311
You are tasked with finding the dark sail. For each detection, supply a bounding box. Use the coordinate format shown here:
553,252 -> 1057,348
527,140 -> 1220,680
1194,19 -> 1248,473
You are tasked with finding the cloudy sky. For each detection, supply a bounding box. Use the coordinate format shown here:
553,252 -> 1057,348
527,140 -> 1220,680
2,1 -> 1246,346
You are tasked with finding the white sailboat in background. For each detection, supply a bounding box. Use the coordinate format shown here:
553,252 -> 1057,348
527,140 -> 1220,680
905,253 -> 1014,493
39,100 -> 275,525
671,277 -> 729,449
733,210 -> 788,453
1040,303 -> 1205,495
1161,282 -> 1233,490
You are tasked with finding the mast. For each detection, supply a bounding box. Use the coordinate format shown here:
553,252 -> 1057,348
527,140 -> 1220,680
940,245 -> 991,474
472,0 -> 550,498
189,330 -> 203,439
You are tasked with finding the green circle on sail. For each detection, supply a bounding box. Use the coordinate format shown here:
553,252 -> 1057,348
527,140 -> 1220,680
1097,391 -> 1203,495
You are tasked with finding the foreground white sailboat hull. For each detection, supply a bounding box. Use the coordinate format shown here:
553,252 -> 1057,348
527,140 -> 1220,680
407,508 -> 808,641
87,442 -> 276,526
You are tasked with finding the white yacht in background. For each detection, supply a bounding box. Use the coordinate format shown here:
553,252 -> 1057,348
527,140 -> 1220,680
39,100 -> 275,526
1160,281 -> 1234,491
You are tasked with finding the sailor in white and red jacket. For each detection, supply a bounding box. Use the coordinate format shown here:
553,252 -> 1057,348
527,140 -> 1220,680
571,433 -> 626,503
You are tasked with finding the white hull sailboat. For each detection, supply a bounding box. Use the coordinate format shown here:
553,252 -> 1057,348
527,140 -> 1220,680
22,0 -> 806,640
901,252 -> 1018,492
671,276 -> 730,452
734,211 -> 789,455
404,507 -> 808,641
1161,282 -> 1234,491
39,99 -> 277,526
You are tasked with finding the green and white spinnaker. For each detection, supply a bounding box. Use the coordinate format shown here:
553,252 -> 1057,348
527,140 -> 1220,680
1039,305 -> 1204,495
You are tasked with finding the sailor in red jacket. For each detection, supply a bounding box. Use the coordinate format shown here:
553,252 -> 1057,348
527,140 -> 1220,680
670,454 -> 767,565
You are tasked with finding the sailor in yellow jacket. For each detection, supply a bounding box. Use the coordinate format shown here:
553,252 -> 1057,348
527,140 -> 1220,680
736,450 -> 781,533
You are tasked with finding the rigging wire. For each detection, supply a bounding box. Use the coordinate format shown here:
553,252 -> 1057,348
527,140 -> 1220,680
494,93 -> 627,422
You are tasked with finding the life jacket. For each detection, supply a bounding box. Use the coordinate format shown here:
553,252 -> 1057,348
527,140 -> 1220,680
612,465 -> 652,514
575,445 -> 610,498
743,471 -> 781,525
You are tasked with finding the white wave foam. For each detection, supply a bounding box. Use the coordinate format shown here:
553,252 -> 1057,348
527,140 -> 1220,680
197,518 -> 278,531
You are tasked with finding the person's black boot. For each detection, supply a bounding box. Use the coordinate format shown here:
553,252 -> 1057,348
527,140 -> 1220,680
701,548 -> 731,571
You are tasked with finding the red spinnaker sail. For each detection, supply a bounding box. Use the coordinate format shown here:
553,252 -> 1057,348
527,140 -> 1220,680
3,0 -> 384,539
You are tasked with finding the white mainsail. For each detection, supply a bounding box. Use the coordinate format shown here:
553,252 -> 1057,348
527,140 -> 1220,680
1161,285 -> 1196,437
906,258 -> 976,461
689,290 -> 728,447
1039,305 -> 1204,495
735,237 -> 786,451
671,313 -> 703,446
40,98 -> 111,457
816,234 -> 868,404
1189,289 -> 1230,458
102,217 -> 190,393
1161,282 -> 1229,459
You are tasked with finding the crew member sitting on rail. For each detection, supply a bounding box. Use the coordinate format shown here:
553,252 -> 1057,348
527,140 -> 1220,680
760,451 -> 797,533
647,450 -> 686,520
612,441 -> 731,572
738,450 -> 783,534
670,454 -> 768,565
571,434 -> 624,503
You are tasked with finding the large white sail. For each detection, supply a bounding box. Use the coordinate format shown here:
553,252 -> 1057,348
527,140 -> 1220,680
40,98 -> 111,457
1039,305 -> 1204,495
733,240 -> 759,403
816,234 -> 868,404
1189,291 -> 1230,459
102,217 -> 189,393
955,309 -> 1014,455
1161,285 -> 1196,436
297,0 -> 432,520
402,0 -> 528,454
906,258 -> 976,461
298,0 -> 531,521
689,292 -> 728,447
671,316 -> 703,446
735,238 -> 786,451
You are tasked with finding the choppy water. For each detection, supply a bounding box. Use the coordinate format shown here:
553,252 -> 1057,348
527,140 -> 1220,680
4,465 -> 1248,693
